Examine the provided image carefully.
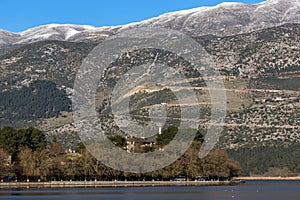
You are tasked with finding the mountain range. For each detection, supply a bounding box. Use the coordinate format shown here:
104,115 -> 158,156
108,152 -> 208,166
0,0 -> 299,175
0,0 -> 299,46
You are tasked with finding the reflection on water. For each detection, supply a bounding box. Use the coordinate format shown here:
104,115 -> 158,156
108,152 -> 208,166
0,181 -> 299,200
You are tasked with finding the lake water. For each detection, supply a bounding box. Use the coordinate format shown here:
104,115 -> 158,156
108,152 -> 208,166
0,181 -> 299,200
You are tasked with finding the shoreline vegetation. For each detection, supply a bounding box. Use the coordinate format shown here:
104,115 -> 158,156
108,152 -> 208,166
0,180 -> 238,188
0,126 -> 299,190
0,126 -> 242,184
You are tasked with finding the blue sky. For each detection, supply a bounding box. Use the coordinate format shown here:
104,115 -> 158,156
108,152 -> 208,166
1,0 -> 265,32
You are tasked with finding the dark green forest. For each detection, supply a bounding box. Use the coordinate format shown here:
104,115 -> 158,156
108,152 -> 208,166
227,144 -> 300,176
0,126 -> 46,160
0,80 -> 71,121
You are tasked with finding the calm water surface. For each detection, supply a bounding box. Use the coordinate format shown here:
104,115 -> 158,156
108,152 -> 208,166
0,181 -> 299,200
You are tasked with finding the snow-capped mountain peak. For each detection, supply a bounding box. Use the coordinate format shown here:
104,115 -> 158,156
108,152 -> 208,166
18,24 -> 96,44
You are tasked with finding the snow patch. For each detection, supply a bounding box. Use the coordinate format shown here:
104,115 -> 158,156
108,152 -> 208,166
65,29 -> 80,40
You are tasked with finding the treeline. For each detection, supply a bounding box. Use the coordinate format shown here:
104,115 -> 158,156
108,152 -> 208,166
0,80 -> 71,120
0,126 -> 241,182
0,126 -> 46,159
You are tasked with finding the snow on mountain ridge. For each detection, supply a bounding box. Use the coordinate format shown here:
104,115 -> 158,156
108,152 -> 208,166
0,0 -> 299,46
19,24 -> 96,35
130,0 -> 299,36
0,29 -> 19,46
17,24 -> 97,43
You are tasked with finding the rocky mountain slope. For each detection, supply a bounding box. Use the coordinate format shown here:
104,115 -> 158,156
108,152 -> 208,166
1,23 -> 298,147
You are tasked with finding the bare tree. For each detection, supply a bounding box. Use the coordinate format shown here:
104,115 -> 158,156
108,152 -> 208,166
18,147 -> 35,181
0,148 -> 12,179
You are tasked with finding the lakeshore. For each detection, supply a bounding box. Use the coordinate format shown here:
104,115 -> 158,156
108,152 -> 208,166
4,177 -> 300,188
232,176 -> 300,181
0,181 -> 299,200
0,180 -> 237,188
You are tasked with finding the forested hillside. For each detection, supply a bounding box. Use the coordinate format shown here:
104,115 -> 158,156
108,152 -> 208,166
0,80 -> 71,125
